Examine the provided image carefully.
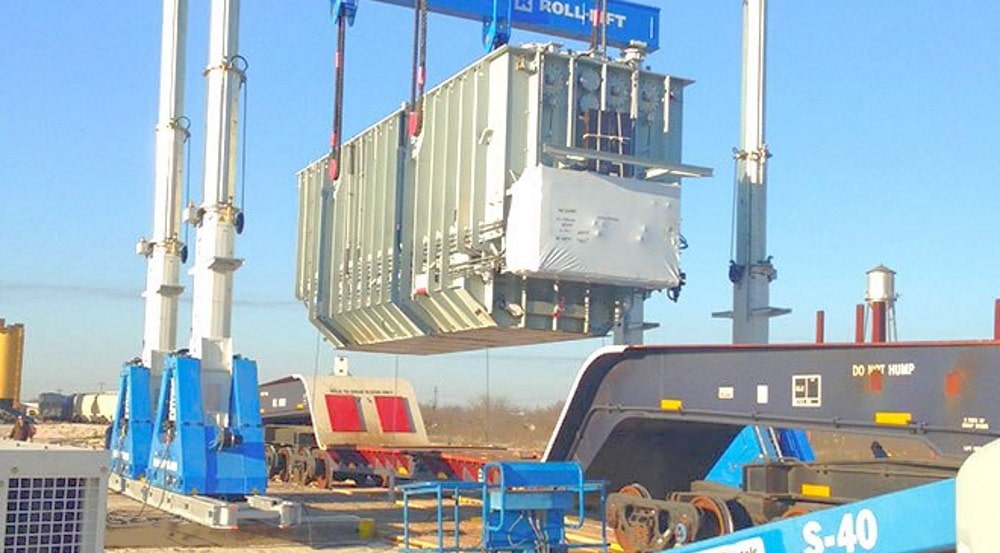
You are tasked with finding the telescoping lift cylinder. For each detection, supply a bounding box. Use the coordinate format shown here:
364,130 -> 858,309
296,45 -> 711,354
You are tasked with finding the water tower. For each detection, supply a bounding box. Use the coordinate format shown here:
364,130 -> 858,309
865,265 -> 898,342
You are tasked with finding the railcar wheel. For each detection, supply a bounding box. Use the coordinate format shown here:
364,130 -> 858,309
608,483 -> 656,553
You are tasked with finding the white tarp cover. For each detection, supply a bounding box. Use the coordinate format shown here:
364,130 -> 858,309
505,166 -> 682,288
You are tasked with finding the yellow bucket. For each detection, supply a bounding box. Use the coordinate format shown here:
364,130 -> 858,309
358,518 -> 376,539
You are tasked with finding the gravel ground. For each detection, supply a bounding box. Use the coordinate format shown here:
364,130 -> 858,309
6,423 -> 603,552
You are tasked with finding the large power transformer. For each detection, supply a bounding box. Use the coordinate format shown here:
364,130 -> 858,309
296,45 -> 710,354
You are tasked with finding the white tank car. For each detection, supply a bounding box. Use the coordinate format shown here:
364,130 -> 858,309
71,391 -> 119,423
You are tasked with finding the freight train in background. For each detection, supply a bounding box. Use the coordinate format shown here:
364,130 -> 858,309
23,390 -> 118,423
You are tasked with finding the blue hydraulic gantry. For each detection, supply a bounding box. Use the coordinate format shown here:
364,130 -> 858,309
330,0 -> 660,51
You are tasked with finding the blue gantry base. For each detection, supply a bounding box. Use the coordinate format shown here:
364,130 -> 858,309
109,354 -> 267,498
109,363 -> 153,480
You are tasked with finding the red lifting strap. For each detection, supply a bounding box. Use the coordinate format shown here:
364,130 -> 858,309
328,15 -> 348,182
408,0 -> 428,138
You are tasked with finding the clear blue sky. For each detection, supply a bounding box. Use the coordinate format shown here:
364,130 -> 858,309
1,2 -> 998,406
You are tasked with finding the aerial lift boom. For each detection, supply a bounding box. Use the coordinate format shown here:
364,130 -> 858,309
668,478 -> 957,552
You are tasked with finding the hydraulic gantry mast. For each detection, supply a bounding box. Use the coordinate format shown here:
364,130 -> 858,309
188,0 -> 245,383
110,0 -> 192,484
112,0 -> 267,504
713,0 -> 789,343
138,0 -> 189,371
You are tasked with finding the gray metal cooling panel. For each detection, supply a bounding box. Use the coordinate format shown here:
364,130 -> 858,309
295,45 -> 705,353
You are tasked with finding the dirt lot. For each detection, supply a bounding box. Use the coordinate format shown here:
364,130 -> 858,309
13,421 -> 922,552
103,483 -> 421,551
1,420 -> 109,448
6,423 -> 577,553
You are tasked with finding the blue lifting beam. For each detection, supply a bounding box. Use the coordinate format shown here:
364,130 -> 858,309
332,0 -> 660,51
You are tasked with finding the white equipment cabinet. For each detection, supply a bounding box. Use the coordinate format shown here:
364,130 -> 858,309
1,442 -> 109,553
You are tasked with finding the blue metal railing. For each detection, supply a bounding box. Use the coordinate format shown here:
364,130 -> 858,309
399,461 -> 607,553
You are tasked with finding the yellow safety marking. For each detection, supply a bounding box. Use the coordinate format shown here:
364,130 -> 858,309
350,487 -> 389,494
358,518 -> 376,539
564,531 -> 598,542
801,483 -> 831,498
875,411 -> 912,426
565,532 -> 615,553
328,488 -> 355,496
392,536 -> 440,549
564,515 -> 616,551
659,398 -> 683,411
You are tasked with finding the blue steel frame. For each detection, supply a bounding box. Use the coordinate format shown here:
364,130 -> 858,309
401,480 -> 483,552
400,461 -> 608,553
109,362 -> 153,480
482,0 -> 514,50
110,354 -> 267,498
705,426 -> 816,488
332,0 -> 660,51
330,0 -> 357,24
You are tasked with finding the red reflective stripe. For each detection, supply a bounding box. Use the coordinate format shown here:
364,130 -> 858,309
324,394 -> 363,432
374,395 -> 413,433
